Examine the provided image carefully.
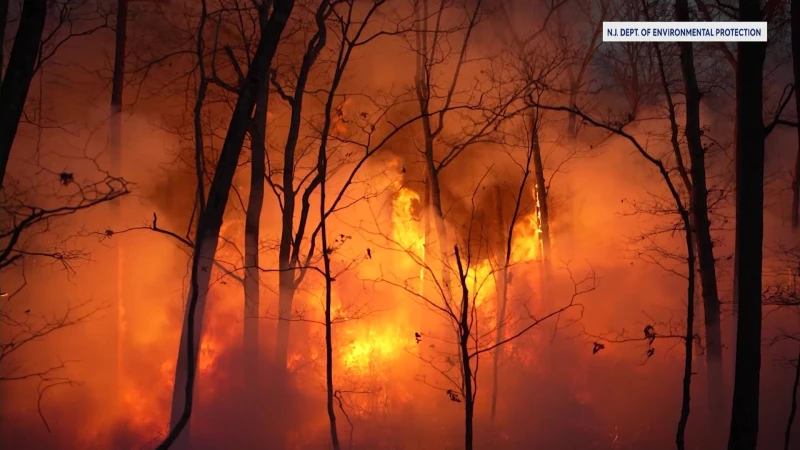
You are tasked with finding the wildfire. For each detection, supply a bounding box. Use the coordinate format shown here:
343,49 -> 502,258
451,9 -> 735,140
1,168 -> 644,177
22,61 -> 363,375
509,186 -> 544,264
391,187 -> 425,254
392,186 -> 427,294
339,326 -> 405,376
465,260 -> 495,308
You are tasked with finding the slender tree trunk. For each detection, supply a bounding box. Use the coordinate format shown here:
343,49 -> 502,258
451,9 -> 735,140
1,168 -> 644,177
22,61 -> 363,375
784,346 -> 800,450
243,74 -> 268,445
567,79 -> 578,140
111,0 -> 126,200
160,1 -> 294,448
170,3 -> 212,442
319,95 -> 341,450
490,187 -> 508,423
728,1 -> 766,448
674,0 -> 725,434
454,246 -> 474,450
274,2 -> 330,372
791,0 -> 800,229
490,127 -> 535,423
273,7 -> 331,446
109,0 -> 128,407
676,211 -> 696,450
0,0 -> 48,189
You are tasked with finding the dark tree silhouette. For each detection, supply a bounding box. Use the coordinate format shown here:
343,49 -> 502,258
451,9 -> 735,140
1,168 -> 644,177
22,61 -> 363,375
728,0 -> 767,449
0,0 -> 48,189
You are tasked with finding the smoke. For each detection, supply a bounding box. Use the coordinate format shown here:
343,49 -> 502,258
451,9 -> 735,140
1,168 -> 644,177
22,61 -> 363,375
3,1 -> 800,450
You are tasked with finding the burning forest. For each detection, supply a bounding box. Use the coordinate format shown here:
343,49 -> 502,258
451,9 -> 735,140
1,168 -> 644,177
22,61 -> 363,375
1,0 -> 800,449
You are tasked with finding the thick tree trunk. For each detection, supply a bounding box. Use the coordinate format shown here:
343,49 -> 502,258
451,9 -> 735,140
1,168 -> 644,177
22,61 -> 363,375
792,0 -> 800,229
0,0 -> 48,189
160,1 -> 294,448
674,0 -> 725,434
727,1 -> 766,448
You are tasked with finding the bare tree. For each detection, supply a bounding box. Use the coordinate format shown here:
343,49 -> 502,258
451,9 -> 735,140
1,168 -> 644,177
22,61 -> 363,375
670,0 -> 725,425
158,0 -> 296,447
411,0 -> 480,289
269,0 -> 338,405
374,162 -> 594,450
554,0 -> 608,141
0,154 -> 129,432
488,56 -> 574,423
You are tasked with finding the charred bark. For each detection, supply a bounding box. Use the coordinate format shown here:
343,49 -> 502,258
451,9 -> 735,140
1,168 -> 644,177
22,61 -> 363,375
792,0 -> 800,229
677,204 -> 696,450
319,84 -> 341,450
531,116 -> 551,262
530,113 -> 553,315
454,245 -> 475,450
111,0 -> 127,182
728,1 -> 766,448
0,0 -> 48,189
160,0 -> 294,448
674,0 -> 724,428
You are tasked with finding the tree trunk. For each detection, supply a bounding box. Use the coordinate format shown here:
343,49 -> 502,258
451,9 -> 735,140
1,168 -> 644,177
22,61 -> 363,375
0,0 -> 9,83
792,0 -> 800,229
454,246 -> 474,450
674,0 -> 725,434
273,6 -> 330,445
490,187 -> 508,423
676,210 -> 696,450
728,1 -> 766,448
274,2 -> 330,372
319,92 -> 341,450
0,0 -> 48,189
530,114 -> 552,315
243,73 -> 268,444
160,1 -> 294,448
111,0 -> 127,191
490,122 -> 535,423
109,0 -> 128,408
784,346 -> 800,450
567,80 -> 578,140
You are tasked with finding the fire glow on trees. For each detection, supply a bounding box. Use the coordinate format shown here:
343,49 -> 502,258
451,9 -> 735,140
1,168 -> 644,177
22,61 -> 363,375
3,0 -> 800,450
